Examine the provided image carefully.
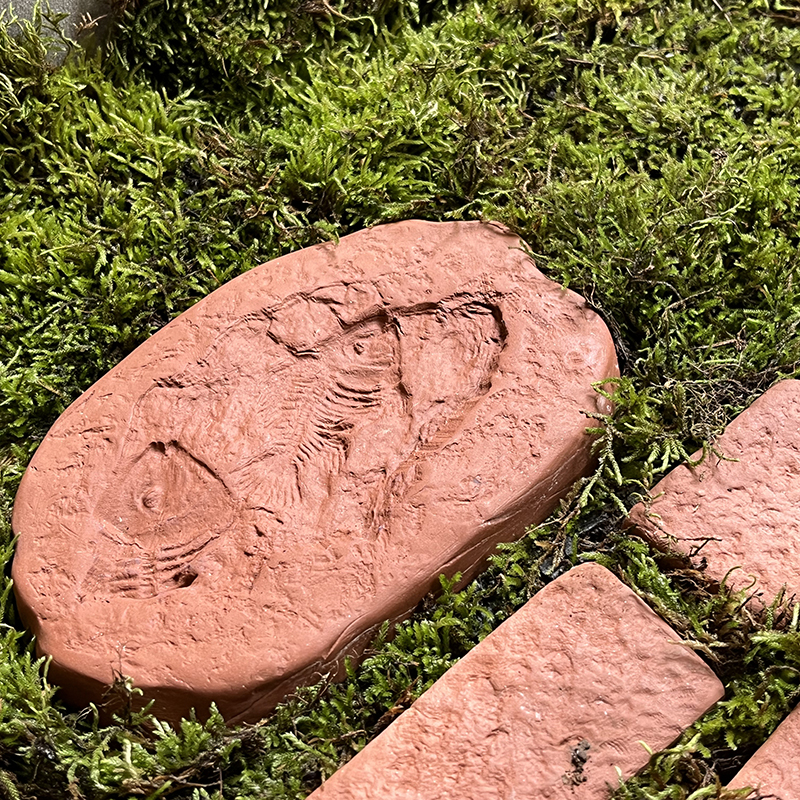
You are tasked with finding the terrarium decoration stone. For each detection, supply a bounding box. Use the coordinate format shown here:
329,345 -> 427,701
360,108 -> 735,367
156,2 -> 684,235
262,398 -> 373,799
308,563 -> 724,800
628,380 -> 800,604
727,703 -> 800,797
12,220 -> 618,723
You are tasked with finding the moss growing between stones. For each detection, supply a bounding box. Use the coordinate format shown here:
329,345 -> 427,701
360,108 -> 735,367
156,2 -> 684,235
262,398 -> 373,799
2,0 -> 800,797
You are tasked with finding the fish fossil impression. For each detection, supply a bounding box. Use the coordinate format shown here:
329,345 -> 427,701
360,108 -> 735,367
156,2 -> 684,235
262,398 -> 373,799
87,291 -> 505,600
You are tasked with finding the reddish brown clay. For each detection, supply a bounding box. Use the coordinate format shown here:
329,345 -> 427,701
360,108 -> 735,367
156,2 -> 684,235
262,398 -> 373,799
12,220 -> 618,724
628,380 -> 800,605
728,704 -> 800,797
308,563 -> 723,800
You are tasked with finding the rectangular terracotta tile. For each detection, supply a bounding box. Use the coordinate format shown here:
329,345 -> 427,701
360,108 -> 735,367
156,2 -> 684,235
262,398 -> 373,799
728,704 -> 800,798
628,380 -> 800,605
308,563 -> 723,800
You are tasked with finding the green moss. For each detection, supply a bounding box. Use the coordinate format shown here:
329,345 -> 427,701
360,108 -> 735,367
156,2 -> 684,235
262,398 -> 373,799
2,0 -> 800,796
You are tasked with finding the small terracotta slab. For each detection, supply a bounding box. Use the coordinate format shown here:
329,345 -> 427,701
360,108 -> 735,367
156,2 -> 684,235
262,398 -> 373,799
727,705 -> 800,797
309,563 -> 723,800
628,380 -> 800,604
11,220 -> 618,724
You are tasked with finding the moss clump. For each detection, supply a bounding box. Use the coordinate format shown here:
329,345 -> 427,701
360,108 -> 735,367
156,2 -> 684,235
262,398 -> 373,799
2,0 -> 800,797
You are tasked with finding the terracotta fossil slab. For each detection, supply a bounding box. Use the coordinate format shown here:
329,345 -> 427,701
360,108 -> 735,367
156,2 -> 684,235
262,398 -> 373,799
728,704 -> 800,798
628,380 -> 800,605
308,563 -> 724,800
12,220 -> 618,724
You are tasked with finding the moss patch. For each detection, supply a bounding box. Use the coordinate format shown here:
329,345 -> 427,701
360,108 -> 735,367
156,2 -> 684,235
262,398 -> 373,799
2,0 -> 800,797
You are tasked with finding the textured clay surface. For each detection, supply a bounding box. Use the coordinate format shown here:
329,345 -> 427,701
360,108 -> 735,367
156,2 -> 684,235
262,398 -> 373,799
728,704 -> 800,798
628,380 -> 800,604
309,563 -> 724,800
12,220 -> 618,724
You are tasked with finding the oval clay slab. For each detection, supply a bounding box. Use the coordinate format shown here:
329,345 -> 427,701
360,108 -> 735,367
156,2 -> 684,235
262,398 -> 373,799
12,220 -> 618,724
